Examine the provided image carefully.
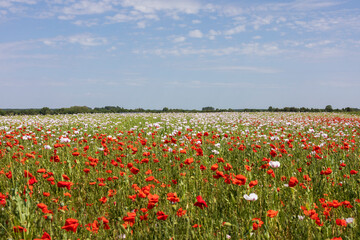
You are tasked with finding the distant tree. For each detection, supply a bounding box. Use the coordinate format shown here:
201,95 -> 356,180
0,109 -> 4,116
162,107 -> 169,112
325,105 -> 333,112
202,106 -> 215,112
40,107 -> 51,115
268,106 -> 273,112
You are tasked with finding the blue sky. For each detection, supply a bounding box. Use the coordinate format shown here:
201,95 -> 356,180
0,0 -> 360,110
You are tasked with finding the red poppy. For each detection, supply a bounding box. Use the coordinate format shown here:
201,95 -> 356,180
194,195 -> 208,209
176,208 -> 187,217
130,167 -> 140,175
61,218 -> 79,232
336,219 -> 347,227
288,177 -> 298,187
184,158 -> 194,165
234,174 -> 247,185
123,212 -> 136,227
267,210 -> 279,218
99,196 -> 108,204
350,170 -> 358,175
13,226 -> 27,233
252,218 -> 264,230
147,193 -> 159,209
156,211 -> 168,220
85,220 -> 99,233
57,181 -> 73,190
28,177 -> 38,185
211,163 -> 218,171
62,174 -> 70,180
249,180 -> 258,188
167,192 -> 180,203
34,231 -> 51,240
270,150 -> 277,157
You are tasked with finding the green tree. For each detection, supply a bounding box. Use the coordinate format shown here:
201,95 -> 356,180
39,107 -> 51,115
202,106 -> 215,112
325,105 -> 333,112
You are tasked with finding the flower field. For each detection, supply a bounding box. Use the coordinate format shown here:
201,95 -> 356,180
1,112 -> 359,239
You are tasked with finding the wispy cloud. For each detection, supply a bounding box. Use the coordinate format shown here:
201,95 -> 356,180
173,36 -> 186,43
61,0 -> 114,16
200,66 -> 281,74
188,29 -> 203,38
119,0 -> 203,14
165,80 -> 283,89
135,42 -> 282,57
43,34 -> 107,47
223,25 -> 246,35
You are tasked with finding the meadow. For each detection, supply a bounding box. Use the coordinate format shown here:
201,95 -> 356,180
0,112 -> 359,240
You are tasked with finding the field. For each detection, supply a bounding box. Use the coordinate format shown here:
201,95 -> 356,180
1,112 -> 359,240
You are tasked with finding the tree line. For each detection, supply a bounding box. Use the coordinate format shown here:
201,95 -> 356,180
0,105 -> 358,116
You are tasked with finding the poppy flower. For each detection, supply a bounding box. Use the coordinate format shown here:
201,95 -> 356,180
156,211 -> 168,220
123,212 -> 136,227
0,193 -> 6,206
267,210 -> 279,218
13,226 -> 27,233
85,220 -> 99,233
244,193 -> 258,201
194,195 -> 208,209
288,177 -> 298,187
249,180 -> 258,188
130,167 -> 140,175
350,170 -> 358,175
57,181 -> 73,190
252,218 -> 263,230
61,218 -> 79,232
233,174 -> 247,185
176,208 -> 187,217
184,158 -> 194,165
28,177 -> 38,185
269,161 -> 280,168
336,219 -> 347,227
167,192 -> 180,203
34,231 -> 51,240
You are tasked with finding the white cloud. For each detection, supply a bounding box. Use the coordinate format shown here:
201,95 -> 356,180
120,0 -> 202,14
208,66 -> 280,74
188,29 -> 203,38
287,0 -> 344,11
62,0 -> 114,15
43,34 -> 107,47
135,42 -> 282,57
58,15 -> 74,20
137,21 -> 146,28
68,34 -> 107,46
223,25 -> 245,35
106,11 -> 158,24
192,19 -> 201,24
305,40 -> 332,48
73,19 -> 98,27
252,16 -> 273,30
173,36 -> 186,43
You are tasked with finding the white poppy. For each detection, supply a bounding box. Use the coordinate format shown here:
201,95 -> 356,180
243,193 -> 258,201
269,161 -> 280,168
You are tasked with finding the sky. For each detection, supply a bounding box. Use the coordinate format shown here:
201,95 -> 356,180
0,0 -> 360,110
